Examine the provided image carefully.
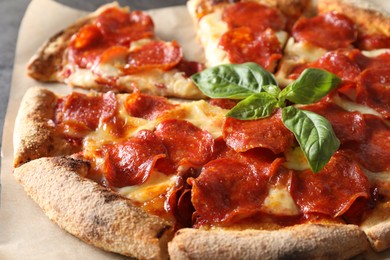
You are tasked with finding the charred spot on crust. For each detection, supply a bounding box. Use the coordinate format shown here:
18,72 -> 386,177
55,156 -> 90,172
102,192 -> 121,204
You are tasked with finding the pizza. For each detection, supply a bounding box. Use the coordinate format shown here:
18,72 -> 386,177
12,0 -> 390,259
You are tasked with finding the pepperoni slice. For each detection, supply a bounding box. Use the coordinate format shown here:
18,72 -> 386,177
288,51 -> 361,82
343,115 -> 390,172
292,12 -> 357,50
222,2 -> 286,32
208,98 -> 239,110
291,152 -> 370,217
124,41 -> 183,74
191,158 -> 269,226
219,28 -> 282,71
356,67 -> 390,118
356,33 -> 390,50
223,110 -> 295,154
125,92 -> 177,120
102,130 -> 167,188
301,101 -> 367,144
69,25 -> 107,68
95,8 -> 154,46
175,59 -> 205,78
55,92 -> 116,133
68,7 -> 154,69
350,50 -> 390,71
154,119 -> 215,172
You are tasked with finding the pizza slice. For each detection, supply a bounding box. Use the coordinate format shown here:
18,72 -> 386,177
13,78 -> 390,258
275,0 -> 390,87
186,0 -> 313,71
27,3 -> 205,99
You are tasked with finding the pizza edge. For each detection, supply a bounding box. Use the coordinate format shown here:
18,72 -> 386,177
317,0 -> 390,35
13,156 -> 174,260
168,225 -> 369,259
13,87 -> 74,167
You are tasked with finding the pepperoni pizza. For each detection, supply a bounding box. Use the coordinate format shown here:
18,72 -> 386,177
13,0 -> 390,259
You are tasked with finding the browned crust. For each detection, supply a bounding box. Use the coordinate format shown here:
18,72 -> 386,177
27,3 -> 120,82
168,224 -> 369,259
361,202 -> 390,252
13,87 -> 75,167
13,156 -> 174,259
27,17 -> 90,82
187,0 -> 314,23
317,0 -> 390,36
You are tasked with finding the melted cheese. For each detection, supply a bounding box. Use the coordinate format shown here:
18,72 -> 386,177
197,10 -> 229,67
262,185 -> 299,216
118,171 -> 178,203
178,100 -> 228,138
197,9 -> 288,68
363,169 -> 390,198
283,146 -> 310,171
333,94 -> 383,117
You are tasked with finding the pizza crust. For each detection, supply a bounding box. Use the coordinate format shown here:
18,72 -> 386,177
317,0 -> 390,35
361,202 -> 390,252
13,87 -> 76,167
13,156 -> 174,260
168,224 -> 369,259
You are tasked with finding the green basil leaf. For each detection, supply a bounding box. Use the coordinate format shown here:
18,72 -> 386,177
262,84 -> 281,97
191,62 -> 277,99
281,106 -> 340,173
227,93 -> 277,120
279,68 -> 341,104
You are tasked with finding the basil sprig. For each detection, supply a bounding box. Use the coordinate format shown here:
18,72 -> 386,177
191,63 -> 341,173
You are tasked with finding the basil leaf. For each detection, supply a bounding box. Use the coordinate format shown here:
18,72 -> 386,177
279,68 -> 341,104
281,106 -> 340,173
227,93 -> 277,120
191,62 -> 277,99
262,84 -> 281,97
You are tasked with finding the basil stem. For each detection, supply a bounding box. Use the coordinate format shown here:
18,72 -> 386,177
281,106 -> 340,173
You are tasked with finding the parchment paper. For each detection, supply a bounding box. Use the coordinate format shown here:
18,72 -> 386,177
0,0 -> 202,259
0,0 -> 389,259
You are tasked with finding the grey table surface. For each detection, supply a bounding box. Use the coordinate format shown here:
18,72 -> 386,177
0,0 -> 187,153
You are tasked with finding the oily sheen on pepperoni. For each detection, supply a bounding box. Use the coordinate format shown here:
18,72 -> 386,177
154,119 -> 215,172
191,158 -> 269,226
69,8 -> 154,69
343,114 -> 390,172
291,152 -> 370,217
223,110 -> 295,154
289,51 -> 361,82
356,33 -> 390,50
95,8 -> 154,46
301,100 -> 367,144
219,27 -> 282,71
292,12 -> 357,50
356,67 -> 390,119
124,41 -> 182,74
102,130 -> 167,188
55,92 -> 116,133
222,2 -> 285,32
125,92 -> 177,120
348,49 -> 390,71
